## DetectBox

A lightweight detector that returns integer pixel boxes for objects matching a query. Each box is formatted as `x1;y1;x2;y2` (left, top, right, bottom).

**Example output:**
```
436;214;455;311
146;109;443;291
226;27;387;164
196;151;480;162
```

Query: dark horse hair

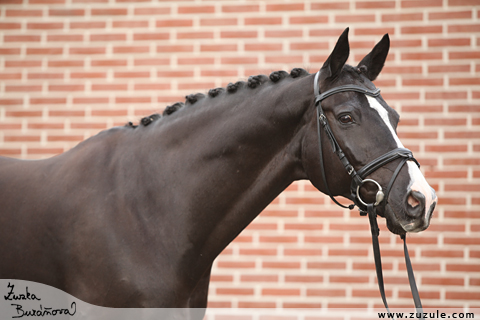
133;68;312;128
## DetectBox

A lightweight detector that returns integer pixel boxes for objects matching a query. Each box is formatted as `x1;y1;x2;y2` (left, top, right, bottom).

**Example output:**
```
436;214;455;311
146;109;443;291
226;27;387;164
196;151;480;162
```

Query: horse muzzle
400;187;437;233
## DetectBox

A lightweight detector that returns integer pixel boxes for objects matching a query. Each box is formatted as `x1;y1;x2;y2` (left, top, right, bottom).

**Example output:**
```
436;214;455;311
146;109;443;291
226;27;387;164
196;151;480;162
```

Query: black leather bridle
313;71;422;312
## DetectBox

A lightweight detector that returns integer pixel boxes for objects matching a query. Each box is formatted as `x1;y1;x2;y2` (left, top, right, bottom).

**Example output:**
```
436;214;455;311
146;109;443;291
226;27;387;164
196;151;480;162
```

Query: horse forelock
127;68;311;128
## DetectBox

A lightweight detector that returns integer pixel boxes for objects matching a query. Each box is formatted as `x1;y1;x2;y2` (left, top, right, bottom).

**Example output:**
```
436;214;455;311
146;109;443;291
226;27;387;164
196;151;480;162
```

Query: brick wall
1;0;479;310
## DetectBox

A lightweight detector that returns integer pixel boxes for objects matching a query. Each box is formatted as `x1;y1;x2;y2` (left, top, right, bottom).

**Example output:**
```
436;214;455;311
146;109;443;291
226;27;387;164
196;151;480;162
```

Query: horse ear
357;33;390;81
320;28;350;80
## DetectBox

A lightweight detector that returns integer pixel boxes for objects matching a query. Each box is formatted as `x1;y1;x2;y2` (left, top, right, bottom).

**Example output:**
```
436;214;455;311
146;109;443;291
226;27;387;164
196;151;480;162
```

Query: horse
0;28;437;316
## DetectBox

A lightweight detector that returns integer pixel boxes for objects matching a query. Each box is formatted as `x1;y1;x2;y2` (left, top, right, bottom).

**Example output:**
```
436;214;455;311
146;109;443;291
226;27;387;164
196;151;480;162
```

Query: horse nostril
408;194;420;208
405;190;425;218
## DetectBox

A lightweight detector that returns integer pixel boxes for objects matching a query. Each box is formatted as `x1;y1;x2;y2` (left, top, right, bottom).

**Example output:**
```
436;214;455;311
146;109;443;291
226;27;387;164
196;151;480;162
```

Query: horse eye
339;114;353;124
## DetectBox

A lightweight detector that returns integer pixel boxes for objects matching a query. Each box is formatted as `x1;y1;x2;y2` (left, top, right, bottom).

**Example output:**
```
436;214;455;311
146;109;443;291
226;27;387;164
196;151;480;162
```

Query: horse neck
139;75;314;273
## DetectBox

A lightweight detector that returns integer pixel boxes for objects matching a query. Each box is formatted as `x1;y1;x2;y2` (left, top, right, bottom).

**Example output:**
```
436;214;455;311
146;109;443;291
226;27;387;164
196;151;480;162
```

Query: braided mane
126;68;310;128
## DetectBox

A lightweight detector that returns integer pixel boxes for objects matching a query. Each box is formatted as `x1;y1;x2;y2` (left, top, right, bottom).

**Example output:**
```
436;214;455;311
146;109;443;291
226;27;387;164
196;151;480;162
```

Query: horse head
303;28;437;235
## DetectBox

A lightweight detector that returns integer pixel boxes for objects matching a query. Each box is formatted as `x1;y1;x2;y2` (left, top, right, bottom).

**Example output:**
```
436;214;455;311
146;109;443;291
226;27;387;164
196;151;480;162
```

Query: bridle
313;71;422;312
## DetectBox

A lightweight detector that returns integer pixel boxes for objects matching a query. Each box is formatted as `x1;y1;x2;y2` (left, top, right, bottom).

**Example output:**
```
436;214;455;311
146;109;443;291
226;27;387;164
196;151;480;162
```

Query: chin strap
366;204;423;314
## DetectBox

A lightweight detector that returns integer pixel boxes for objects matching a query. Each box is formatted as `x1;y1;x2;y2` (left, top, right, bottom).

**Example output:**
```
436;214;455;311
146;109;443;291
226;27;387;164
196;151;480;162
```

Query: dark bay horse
0;29;437;312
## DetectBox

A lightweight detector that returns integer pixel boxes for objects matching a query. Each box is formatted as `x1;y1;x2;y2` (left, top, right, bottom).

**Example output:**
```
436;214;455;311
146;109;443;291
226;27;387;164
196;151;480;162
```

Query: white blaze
366;96;437;230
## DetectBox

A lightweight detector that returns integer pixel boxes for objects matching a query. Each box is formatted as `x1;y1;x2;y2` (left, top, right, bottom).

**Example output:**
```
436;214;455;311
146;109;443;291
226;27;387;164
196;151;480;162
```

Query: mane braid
128;68;310;128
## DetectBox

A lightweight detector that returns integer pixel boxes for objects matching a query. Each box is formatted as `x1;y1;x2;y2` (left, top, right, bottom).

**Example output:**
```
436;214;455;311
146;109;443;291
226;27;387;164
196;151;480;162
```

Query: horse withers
0;28;437;314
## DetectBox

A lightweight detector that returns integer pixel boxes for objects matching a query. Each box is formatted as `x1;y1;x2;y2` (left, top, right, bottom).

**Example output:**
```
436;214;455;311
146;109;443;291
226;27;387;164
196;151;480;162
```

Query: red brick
0;48;21;55
91;84;128;91
48;84;84;92
290;15;328;24
5;35;41;42
446;292;480;300
200;44;237;53
238;301;276;308
262;261;300;269
157;71;194;78
47;60;83;68
134;83;170;91
133;32;170;41
401;0;442;7
425;91;467;100
115;97;151;103
451;51;480;60
134;58;169;66
449;24;480;33
27;72;63;80
91;59;127;67
90;34;127;41
156;19;192;28
177;32;214;40
217;261;255;269
221;5;260;13
355;27;395;36
428;64;471;73
336;14;376;23
114;71;149;79
5;135;41;142
48;35;83;42
134;7;170;15
402;78;443;86
27;48;63;55
245;17;282;25
429;10;473;20
245;43;283;52
70;72;106;79
357;1;396;8
382;13;423;22
448;0;480;5
429;38;471;47
91;8;127;15
266;3;304;11
178;82;216;90
0;23;22;29
290;42;329;51
6;9;43;17
262;288;301;296
311;2;350;10
69;47;105;55
112;20;148;28
402;26;443;34
113;46;149;54
221;31;258;39
307;289;346;297
6;85;42;92
401;52;443;60
383;65;422;74
70;21;106;29
0;99;23;105
30;0;65;3
91;110;128;117
200;18;238;26
266;30;303;38
72;97;108;104
216;288;254;296
27;22;63;30
178;5;215;14
49;9;85;16
221;57;258;65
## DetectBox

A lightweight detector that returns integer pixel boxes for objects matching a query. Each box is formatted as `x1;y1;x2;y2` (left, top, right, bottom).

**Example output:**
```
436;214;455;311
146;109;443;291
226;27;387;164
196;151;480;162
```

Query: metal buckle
356;179;385;207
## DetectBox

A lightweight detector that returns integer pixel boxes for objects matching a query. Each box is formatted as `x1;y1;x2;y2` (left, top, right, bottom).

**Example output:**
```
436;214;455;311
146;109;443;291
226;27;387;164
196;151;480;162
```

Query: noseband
313;71;422;312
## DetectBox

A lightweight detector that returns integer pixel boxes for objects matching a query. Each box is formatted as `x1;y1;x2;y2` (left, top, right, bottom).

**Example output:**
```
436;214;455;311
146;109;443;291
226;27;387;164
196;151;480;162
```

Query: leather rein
313;71;422;312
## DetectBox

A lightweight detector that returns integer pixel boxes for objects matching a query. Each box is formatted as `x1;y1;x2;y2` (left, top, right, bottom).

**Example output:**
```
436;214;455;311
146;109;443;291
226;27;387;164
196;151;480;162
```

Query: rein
313;71;422;312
